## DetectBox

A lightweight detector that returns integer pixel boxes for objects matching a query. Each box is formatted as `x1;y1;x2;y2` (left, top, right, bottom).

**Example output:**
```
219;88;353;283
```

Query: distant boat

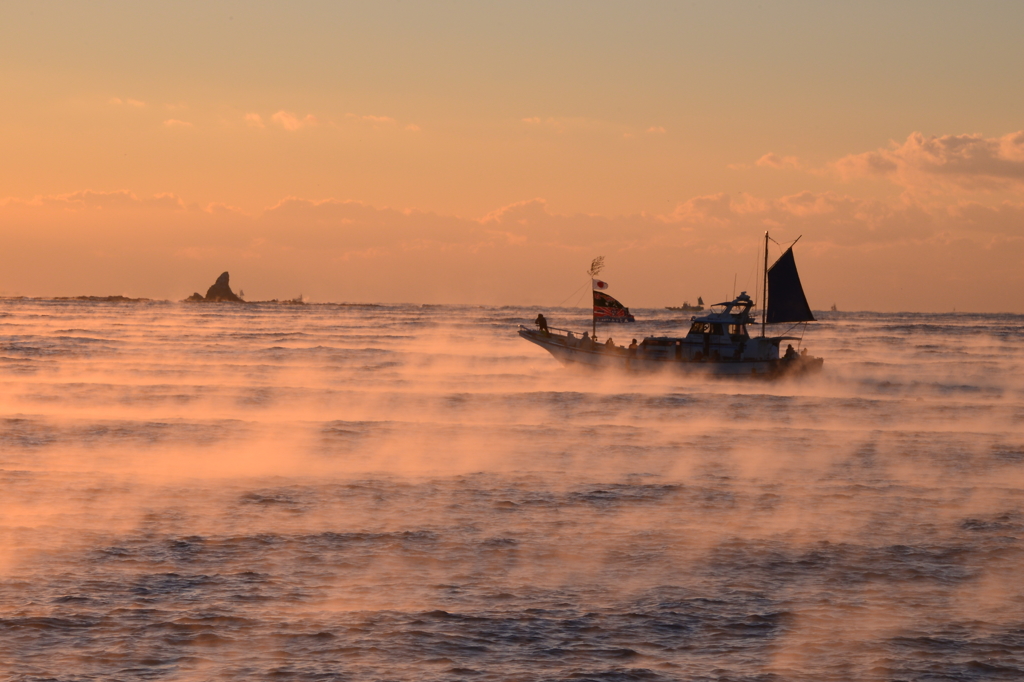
520;233;822;378
666;297;704;312
830;303;838;312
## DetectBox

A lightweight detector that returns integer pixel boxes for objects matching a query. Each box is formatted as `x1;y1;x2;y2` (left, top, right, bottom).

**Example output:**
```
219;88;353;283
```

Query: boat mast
761;231;768;338
588;256;604;339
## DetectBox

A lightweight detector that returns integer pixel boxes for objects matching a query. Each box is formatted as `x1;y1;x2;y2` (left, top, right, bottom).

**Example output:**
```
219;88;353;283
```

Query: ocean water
1;300;1023;681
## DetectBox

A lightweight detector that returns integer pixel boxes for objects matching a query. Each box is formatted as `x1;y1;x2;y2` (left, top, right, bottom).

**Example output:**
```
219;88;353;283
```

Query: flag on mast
593;290;635;323
592;279;609;291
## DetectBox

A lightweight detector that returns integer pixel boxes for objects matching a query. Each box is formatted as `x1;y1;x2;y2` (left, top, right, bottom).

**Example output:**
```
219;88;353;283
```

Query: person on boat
566;330;575;346
535;313;549;334
784;344;797;359
628;339;637;351
582;331;591;348
605;337;614;347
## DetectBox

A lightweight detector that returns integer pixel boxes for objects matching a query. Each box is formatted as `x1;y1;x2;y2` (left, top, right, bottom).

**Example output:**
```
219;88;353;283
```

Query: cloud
666;193;740;226
344;114;406;130
271;111;318;131
203;202;249;215
756;153;803;170
728;153;804;171
110;96;146;106
5;188;1014;254
2;189;1023;309
518;116;619;135
663;190;943;246
833;131;1024;192
646;126;666;134
163;119;192;128
259;197;481;250
244;113;265;128
5;190;187;212
481;198;552;225
339;114;424;132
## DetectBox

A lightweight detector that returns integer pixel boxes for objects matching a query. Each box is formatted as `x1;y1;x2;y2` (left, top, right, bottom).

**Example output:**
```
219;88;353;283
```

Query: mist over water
1;300;1023;681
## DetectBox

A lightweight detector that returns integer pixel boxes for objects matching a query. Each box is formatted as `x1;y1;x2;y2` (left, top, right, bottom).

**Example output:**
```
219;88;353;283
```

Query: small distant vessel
666;297;704;312
830;303;838;312
520;233;823;378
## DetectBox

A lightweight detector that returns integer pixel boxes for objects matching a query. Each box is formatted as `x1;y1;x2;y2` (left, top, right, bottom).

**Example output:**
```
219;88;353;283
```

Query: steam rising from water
1;300;1023;680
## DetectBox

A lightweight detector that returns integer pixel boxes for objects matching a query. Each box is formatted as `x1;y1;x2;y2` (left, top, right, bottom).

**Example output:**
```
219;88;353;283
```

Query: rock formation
183;272;245;303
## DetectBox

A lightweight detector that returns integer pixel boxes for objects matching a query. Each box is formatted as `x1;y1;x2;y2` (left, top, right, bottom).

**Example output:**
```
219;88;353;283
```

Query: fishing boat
519;233;823;378
666;297;704;312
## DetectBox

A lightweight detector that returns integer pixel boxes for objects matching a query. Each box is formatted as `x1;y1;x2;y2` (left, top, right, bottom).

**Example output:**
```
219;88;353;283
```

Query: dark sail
767;247;814;323
594;291;636;322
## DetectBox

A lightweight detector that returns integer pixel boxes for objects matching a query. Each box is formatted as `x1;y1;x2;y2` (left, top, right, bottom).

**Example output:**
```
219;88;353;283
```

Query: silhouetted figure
535;313;548;333
784;344;797;359
628;339;638;350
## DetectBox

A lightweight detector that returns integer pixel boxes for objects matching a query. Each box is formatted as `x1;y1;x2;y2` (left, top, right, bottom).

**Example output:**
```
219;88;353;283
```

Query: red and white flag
592;279;609;291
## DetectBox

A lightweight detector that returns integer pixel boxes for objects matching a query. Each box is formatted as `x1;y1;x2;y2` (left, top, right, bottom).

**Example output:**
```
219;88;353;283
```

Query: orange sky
2;2;1023;310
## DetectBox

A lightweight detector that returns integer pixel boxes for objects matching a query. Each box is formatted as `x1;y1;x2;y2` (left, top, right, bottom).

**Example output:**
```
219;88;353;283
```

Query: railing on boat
520;325;633;352
520;324;592;337
542;325;579;336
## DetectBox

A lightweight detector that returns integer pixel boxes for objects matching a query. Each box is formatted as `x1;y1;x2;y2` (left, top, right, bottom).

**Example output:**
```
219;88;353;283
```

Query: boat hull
519;328;822;378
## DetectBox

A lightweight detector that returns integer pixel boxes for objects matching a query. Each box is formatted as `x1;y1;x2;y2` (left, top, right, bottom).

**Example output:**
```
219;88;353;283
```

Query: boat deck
519;326;823;378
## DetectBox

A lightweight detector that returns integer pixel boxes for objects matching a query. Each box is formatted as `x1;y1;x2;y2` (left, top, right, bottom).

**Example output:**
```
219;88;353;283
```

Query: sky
1;1;1023;310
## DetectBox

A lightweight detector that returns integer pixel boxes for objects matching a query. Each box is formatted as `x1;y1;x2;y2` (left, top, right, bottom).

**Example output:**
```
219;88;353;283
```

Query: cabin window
710;324;724;335
689;322;706;334
728;324;747;337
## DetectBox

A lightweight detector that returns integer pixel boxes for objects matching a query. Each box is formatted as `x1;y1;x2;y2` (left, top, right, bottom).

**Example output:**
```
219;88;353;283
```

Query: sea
1;299;1022;681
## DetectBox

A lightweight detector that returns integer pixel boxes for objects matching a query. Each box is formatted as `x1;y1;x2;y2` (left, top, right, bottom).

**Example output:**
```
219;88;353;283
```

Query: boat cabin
639;291;777;362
